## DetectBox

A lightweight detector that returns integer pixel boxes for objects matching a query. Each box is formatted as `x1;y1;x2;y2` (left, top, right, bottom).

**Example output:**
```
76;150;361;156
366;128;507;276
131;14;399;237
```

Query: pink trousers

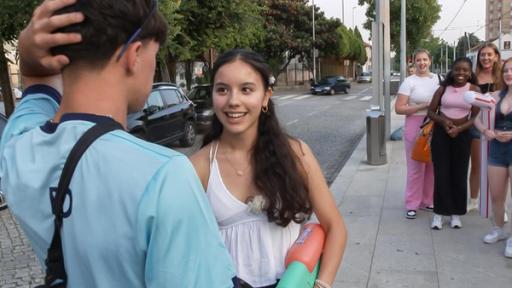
403;115;434;210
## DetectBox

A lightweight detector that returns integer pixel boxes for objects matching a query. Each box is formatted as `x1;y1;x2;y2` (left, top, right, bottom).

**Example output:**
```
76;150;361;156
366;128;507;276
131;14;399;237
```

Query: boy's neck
54;67;129;127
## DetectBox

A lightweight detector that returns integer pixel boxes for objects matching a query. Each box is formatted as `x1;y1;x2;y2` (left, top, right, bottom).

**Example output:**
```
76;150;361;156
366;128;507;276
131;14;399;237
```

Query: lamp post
352;6;356;28
312;0;316;83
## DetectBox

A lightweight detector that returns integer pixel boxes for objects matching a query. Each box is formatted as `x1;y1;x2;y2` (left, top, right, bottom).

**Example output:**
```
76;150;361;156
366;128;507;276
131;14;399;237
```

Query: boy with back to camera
0;0;237;286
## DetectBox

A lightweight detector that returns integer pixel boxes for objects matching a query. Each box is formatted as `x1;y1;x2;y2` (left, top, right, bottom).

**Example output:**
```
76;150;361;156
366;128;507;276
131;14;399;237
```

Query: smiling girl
474;57;512;258
468;43;502;211
190;49;347;288
428;57;480;230
395;49;440;219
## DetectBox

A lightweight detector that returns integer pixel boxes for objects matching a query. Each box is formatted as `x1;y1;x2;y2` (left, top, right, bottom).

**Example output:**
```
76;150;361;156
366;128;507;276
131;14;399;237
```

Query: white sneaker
450;215;462;229
467;198;478;211
431;214;443;230
483;226;508;244
505;238;512;258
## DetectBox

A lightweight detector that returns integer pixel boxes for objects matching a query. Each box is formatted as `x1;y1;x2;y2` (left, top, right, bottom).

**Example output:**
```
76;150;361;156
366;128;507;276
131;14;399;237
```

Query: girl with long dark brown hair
190;49;347;288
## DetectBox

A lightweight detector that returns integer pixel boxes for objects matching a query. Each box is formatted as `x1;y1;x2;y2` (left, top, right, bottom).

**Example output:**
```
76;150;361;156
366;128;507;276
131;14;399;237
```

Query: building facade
486;0;512;40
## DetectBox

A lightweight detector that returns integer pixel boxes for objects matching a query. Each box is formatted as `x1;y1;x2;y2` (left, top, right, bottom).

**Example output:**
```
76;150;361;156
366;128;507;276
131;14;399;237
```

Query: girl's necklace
221;143;251;177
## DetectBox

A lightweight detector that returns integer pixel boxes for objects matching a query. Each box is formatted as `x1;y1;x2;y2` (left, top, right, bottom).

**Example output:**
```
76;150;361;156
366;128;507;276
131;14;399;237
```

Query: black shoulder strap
39;119;123;288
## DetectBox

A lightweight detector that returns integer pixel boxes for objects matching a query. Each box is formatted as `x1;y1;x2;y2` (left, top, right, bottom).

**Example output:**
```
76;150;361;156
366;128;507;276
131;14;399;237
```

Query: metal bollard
366;108;387;165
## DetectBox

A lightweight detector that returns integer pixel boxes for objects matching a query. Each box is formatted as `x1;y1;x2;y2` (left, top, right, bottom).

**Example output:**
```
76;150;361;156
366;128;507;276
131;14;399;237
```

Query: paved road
0;83;373;286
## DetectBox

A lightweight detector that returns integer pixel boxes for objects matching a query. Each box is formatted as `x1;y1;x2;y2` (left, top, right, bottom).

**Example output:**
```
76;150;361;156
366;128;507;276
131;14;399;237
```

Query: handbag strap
40;119;123;287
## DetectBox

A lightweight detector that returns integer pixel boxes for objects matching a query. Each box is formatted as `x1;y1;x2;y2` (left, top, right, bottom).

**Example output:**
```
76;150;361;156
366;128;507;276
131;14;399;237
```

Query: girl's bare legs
489;166;508;227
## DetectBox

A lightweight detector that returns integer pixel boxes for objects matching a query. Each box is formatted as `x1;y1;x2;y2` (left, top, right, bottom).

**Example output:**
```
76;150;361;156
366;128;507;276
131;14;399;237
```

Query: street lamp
312;0;316;83
352;6;356;28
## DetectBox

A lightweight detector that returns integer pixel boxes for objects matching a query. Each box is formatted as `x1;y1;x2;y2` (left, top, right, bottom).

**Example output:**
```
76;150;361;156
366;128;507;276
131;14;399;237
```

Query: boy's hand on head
19;0;84;77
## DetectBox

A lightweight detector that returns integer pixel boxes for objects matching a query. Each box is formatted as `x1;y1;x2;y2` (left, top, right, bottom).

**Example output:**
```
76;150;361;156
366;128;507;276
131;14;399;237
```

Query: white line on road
286;119;299;126
360;96;373;101
344;96;358;100
275;94;298;100
293;95;312;100
357;88;369;95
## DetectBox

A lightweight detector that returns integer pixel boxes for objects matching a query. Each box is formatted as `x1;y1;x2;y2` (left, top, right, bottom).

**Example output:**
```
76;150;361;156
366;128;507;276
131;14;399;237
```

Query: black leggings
431;123;471;216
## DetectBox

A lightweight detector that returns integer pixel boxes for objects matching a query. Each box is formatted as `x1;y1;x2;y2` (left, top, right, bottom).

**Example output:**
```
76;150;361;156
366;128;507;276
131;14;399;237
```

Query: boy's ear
124;42;143;73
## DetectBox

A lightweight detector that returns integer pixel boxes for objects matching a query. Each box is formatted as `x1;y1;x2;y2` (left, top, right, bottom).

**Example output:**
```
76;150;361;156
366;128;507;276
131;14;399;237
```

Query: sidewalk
330;110;512;288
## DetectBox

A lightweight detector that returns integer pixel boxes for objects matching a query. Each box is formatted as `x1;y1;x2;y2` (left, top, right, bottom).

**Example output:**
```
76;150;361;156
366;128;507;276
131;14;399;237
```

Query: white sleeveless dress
206;142;300;287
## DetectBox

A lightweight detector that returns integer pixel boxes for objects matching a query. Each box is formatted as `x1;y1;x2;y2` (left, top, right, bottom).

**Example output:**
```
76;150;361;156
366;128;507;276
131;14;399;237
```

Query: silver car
357;72;372;83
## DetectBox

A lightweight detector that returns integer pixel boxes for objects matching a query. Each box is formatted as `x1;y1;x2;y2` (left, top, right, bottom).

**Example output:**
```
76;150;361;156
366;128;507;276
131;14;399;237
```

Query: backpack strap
40;119;123;287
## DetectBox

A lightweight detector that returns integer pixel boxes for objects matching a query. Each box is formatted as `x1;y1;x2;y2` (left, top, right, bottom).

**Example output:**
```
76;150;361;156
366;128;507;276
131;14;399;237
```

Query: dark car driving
311;76;351;95
127;83;197;147
187;84;213;130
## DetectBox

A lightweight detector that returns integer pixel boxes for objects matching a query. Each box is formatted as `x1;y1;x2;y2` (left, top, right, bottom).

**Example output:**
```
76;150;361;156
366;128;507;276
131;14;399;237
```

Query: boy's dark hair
203;49;312;227
441;57;478;87
51;0;167;68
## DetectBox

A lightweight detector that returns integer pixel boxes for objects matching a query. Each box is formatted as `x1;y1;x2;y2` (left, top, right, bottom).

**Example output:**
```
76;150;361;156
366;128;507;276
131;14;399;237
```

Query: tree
0;0;38;117
456;33;481;58
256;1;344;80
165;0;264;89
358;0;441;53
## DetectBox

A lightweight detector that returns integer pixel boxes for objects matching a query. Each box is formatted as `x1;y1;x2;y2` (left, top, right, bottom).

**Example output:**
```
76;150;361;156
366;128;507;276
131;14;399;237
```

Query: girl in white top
395;49;440;219
190;49;347;288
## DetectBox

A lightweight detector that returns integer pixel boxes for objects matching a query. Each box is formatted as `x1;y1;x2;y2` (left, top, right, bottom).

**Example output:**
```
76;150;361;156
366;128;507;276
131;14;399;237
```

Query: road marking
276;94;298;100
360;96;373;101
344;96;358;100
294;95;312;100
286;119;299;126
358;88;369;95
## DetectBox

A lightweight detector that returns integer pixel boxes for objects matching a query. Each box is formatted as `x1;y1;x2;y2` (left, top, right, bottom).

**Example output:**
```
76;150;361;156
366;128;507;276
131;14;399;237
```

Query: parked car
357;72;372;83
0;113;7;211
187;84;213;130
311;76;351;95
127;83;197;147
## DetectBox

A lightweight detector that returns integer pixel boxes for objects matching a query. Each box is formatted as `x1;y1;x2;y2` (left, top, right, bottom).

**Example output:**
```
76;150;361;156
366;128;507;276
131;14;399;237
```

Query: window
505;41;511;50
161;89;181;106
146;91;164;108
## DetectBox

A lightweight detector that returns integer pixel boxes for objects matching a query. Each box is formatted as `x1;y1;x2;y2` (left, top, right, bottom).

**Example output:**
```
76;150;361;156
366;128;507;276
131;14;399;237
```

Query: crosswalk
273;93;373;104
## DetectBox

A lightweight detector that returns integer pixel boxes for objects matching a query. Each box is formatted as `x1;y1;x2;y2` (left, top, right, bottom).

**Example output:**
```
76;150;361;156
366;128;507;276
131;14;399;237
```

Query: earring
262;106;268;113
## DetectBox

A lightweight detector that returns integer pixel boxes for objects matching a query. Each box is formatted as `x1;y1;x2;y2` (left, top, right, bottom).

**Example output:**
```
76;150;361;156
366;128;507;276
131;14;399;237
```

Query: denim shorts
489;140;512;167
469;125;481;140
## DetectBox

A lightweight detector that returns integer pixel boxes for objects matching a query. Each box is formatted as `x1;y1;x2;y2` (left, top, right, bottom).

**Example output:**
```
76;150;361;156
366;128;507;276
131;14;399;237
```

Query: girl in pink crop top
439;84;473;119
426;57;480;230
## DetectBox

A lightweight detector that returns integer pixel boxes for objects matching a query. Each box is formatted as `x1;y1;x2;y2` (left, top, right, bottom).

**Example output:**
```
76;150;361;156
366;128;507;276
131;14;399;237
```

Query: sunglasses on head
116;0;157;61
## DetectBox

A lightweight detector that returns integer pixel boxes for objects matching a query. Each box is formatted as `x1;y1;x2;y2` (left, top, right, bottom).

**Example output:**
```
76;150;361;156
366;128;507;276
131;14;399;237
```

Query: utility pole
342;0;344;23
445;44;448;72
453;41;456;61
400;0;406;83
440;47;443;75
312;0;316;83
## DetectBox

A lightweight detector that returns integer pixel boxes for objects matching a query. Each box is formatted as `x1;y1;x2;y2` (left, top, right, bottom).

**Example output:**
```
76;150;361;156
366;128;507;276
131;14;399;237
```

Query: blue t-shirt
0;85;237;287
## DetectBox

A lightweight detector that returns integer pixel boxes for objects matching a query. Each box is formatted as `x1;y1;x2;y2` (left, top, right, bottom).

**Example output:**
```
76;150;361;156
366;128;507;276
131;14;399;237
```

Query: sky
314;0;486;44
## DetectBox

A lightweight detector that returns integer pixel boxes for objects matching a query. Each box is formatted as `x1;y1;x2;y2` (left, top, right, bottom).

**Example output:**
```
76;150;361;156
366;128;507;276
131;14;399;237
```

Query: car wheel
180;121;196;147
344;88;349;94
0;191;7;211
329;88;335;95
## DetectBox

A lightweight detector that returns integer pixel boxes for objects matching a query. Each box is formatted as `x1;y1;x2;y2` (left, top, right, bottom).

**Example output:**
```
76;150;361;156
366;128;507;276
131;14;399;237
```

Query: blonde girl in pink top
427;57;480;230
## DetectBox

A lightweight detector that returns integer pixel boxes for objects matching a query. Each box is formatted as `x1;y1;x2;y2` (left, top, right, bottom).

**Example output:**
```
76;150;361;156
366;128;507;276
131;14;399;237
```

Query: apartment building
486;0;512;40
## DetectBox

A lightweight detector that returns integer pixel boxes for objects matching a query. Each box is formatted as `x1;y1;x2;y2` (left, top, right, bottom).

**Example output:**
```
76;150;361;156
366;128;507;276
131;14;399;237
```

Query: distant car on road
311;76;351;95
127;83;197;147
187;84;213;130
357;72;372;83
